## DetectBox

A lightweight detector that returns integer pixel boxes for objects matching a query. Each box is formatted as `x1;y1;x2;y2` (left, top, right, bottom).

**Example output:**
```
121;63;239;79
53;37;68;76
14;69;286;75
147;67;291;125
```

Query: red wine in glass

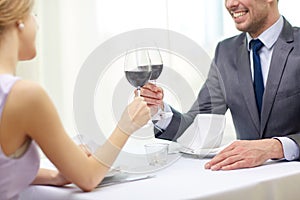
124;49;151;96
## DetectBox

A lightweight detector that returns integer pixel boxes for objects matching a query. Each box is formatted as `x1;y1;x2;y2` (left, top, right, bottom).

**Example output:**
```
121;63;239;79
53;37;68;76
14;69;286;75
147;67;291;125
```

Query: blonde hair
0;0;34;35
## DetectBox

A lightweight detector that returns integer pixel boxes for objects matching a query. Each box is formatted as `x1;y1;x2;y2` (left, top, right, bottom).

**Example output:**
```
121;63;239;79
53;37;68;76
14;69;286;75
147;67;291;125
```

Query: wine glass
148;48;173;120
124;49;152;96
148;48;163;85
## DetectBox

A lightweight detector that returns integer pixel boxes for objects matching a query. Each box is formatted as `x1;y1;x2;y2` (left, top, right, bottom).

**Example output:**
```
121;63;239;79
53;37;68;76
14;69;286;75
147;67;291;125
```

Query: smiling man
140;0;300;170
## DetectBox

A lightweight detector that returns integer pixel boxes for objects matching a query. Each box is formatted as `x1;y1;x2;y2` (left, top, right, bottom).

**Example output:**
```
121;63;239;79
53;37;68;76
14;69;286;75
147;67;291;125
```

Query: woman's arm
9;80;150;191
31;168;71;186
32;145;91;186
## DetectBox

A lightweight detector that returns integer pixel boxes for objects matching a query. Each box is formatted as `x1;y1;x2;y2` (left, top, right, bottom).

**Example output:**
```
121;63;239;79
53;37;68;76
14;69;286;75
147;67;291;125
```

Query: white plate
99;174;155;187
180;146;224;157
105;167;121;178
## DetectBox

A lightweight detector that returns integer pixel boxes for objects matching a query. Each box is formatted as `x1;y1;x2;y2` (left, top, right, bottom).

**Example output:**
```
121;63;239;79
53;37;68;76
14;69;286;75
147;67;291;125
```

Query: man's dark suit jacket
156;18;300;155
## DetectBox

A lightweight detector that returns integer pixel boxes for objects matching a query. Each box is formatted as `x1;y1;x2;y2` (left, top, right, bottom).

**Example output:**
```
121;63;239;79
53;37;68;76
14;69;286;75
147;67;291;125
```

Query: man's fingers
210;155;243;170
205;147;239;169
141;87;163;99
205;140;271;171
142;96;163;105
143;82;160;91
220;160;248;170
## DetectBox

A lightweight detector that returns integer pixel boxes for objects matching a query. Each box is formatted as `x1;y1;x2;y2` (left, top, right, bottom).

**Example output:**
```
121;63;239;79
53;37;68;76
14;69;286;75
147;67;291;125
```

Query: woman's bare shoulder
12;79;47;98
9;80;50;109
6;80;54;126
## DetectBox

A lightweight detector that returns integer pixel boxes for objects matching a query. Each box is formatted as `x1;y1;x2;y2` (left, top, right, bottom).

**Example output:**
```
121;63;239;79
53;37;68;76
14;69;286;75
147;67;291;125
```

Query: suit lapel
237;37;260;134
261;20;294;135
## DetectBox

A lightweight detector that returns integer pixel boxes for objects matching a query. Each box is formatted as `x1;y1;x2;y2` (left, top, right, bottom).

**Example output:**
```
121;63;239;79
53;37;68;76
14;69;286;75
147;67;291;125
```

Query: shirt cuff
274;137;300;161
153;102;173;130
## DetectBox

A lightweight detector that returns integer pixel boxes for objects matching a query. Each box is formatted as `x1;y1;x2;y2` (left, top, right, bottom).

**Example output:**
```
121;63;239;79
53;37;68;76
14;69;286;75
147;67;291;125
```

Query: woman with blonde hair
0;0;150;199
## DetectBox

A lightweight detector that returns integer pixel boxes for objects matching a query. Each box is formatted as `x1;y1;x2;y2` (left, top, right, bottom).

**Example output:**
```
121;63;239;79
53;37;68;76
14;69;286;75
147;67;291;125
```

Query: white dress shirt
246;16;299;161
156;16;299;161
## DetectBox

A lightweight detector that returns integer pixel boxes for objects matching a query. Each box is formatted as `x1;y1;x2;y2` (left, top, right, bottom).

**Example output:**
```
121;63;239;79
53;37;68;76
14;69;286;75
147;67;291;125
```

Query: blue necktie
250;39;264;115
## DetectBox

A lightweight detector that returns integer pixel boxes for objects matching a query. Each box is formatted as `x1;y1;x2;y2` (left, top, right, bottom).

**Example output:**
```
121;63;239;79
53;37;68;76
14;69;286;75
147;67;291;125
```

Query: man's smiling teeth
232;11;247;18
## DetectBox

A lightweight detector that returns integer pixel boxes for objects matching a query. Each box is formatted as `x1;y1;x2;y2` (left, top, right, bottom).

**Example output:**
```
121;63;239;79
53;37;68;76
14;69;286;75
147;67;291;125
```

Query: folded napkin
177;114;225;150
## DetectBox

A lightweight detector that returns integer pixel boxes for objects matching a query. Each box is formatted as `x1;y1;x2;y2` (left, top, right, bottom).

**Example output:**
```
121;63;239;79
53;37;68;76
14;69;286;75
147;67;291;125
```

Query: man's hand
138;83;164;115
205;139;284;170
139;83;164;105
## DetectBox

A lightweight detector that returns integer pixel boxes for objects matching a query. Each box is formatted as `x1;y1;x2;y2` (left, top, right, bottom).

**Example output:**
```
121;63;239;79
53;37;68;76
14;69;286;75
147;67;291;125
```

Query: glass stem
137;86;141;96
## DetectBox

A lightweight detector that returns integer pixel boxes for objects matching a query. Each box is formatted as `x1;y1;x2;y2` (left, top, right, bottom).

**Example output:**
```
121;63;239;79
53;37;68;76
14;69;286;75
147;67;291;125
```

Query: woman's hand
32;168;71;186
51;170;72;186
118;97;151;135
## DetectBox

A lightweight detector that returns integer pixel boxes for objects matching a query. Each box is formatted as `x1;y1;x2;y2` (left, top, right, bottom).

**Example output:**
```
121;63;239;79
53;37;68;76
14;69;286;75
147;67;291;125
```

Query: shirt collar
247;16;284;51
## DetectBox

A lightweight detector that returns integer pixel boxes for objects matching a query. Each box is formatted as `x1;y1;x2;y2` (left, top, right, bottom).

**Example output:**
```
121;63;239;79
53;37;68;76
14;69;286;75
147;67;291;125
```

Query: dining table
20;151;300;200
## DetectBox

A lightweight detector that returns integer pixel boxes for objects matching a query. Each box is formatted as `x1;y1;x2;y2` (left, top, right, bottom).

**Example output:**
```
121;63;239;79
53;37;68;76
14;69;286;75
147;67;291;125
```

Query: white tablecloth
20;156;300;200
